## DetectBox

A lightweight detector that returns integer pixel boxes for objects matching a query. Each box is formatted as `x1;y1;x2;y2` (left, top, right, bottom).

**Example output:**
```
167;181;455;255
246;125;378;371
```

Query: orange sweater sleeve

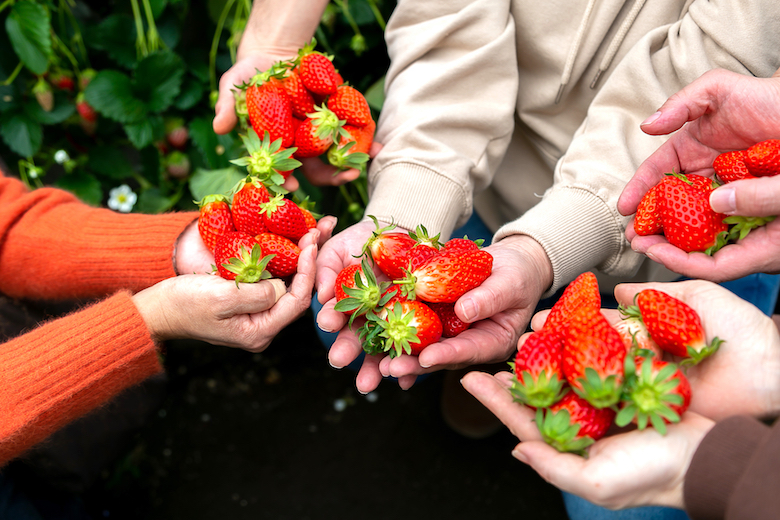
0;291;162;466
0;175;197;300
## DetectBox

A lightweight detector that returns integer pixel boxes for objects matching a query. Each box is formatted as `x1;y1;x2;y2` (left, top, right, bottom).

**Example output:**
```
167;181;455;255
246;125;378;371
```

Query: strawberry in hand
334;258;391;321
535;392;616;456
254;232;301;278
230;176;271;236
510;328;568;409
243;65;296;148
394;248;493;303
259;193;309;242
213;231;275;286
362;300;443;358
295;39;340;96
230;129;301;188
196;194;235;253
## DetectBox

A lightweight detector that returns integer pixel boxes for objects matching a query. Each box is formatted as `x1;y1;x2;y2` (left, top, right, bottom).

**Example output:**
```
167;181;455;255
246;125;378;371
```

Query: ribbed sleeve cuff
684;416;768;520
0;292;162;466
365;160;469;239
493;185;639;297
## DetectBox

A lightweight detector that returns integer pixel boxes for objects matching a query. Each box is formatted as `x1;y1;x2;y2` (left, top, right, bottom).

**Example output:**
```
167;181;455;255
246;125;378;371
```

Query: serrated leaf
0;111;42;157
55;172;102;206
87;146;135;180
136;187;180;214
6;1;52;75
133;51;185;113
173;77;205;110
24;93;75;125
85;70;148;124
189;166;245;201
189;116;229;169
124;119;156;149
85;14;137;69
364;75;385;111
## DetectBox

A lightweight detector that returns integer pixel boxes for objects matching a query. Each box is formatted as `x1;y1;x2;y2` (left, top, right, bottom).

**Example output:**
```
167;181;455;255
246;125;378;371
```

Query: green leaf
86;14;137;69
173;77;205;110
149;0;168;19
0;111;42;157
189;116;227;169
189;166;245;201
55;172;102;206
87;146;136;180
24;93;75;125
6;1;52;75
0;85;19;112
136;187;180;214
364;75;385;111
85;70;148;124
124;116;164;149
133;51;185;113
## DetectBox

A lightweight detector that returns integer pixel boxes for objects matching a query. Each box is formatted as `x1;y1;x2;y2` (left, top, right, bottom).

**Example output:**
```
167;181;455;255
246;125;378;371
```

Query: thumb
710;176;780;216
229;278;287;315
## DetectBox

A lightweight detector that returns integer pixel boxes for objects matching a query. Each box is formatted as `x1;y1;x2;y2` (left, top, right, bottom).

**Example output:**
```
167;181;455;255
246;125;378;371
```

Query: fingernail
328;360;343;370
460;298;477;322
710;187;737;214
512;447;529;463
640;111;661;126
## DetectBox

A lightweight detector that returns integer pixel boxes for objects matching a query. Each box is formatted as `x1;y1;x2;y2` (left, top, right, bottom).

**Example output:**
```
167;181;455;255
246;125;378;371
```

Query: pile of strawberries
197;172;317;284
333;217;493;358
634;138;780;253
511;272;721;456
235;39;376;174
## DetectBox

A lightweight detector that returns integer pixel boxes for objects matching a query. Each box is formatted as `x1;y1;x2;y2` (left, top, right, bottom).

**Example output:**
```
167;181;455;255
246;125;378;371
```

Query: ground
6;305;568;520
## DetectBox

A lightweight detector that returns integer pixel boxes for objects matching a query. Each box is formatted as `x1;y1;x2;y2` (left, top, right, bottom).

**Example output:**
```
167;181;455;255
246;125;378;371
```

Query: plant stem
0;0;14;16
130;0;148;58
2;62;23;86
210;0;236;92
366;0;386;30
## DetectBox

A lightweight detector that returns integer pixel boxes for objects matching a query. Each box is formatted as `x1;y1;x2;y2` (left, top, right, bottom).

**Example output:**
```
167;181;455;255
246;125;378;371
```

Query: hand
135;238;318;353
617;68;780;280
462;369;713;511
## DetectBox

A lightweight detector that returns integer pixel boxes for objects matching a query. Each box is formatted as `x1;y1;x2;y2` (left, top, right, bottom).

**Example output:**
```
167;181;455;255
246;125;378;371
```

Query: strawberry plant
0;0;391;228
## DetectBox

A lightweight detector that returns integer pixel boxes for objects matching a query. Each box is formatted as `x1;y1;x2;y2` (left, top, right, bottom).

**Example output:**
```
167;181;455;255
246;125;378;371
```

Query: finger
642;240;763;283
710;177;780;217
617;146;681;216
460;371;539;440
368;141;383;157
315;297;348;334
356;353;384;394
416;319;517;369
315;216;338;246
298;158;345;186
229;278;287;315
397;374;418;390
530;311;550;331
513;441;590;493
327;328;364;369
384;353;430;379
287;244;318;299
281;175;300;192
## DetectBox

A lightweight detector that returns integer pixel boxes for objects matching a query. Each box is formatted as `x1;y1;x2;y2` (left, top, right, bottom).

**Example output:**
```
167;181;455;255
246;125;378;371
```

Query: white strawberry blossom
108;184;137;213
54;149;70;164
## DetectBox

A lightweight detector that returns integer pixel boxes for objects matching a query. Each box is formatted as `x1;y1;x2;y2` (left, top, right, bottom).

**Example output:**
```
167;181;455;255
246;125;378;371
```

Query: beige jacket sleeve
364;0;518;238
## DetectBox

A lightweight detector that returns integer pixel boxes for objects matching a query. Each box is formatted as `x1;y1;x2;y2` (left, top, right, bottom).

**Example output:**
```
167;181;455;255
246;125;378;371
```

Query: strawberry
660;172;728;254
334;258;390;319
441;236;484;254
213;231;274;285
612;313;662;359
231;176;271;235
296;40;339;96
293;105;346;158
79;68;96;91
327;85;372;127
428;301;470;338
561;305;626;409
634;182;663;236
535;392;616;456
301;208;317;229
363;217;419;279
510;328;568;408
231;129;301;187
395;248;493;303
279;66;316;119
196;194;235;253
542;271;601;341
165;150;191;179
363;300;443;357
259;194;309;242
713;149;755;183
75;94;97;123
245;75;295;148
632;288;722;365
744;139;780;177
48;70;74;92
165;118;189;150
33;77;53;112
327;119;375;171
406;244;440;273
616;356;691;435
255;232;301;277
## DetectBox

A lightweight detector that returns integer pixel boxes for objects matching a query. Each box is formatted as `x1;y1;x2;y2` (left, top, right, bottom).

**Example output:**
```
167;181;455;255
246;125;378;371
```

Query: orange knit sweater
0;176;197;466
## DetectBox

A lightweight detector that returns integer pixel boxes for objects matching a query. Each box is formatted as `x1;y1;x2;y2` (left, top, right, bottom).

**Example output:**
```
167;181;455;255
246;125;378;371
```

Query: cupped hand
461;370;714;511
134;240;318;353
614;280;780;420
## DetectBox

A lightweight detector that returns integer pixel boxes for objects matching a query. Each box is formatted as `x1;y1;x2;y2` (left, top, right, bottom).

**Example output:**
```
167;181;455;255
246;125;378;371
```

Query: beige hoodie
364;0;780;295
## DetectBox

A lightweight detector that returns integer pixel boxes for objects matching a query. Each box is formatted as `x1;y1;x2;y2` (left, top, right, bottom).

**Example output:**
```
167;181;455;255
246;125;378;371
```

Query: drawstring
590;0;647;89
556;0;597;104
555;0;648;103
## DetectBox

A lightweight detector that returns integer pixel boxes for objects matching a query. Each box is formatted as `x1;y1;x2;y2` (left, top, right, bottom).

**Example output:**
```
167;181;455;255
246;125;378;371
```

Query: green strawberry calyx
231;129;300;188
364;301;421;358
615;357;683;436
508;361;569;409
221;244;275;287
535;407;594;457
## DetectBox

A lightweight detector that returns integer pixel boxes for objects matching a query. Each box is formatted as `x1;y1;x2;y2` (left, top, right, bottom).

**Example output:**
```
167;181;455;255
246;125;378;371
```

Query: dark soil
6;306;568;520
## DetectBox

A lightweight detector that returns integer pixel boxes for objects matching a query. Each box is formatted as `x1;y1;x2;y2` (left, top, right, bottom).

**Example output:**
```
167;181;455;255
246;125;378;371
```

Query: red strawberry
561;305;626;409
428;301;470;338
165;118;189;150
197;194;235;253
279;67;316;119
364;300;443;357
296;41;339;96
441;236;484;254
510;328;568;408
293;105;345;158
395;248;493;303
616;356;691;435
259;194;309;242
632;288;722;365
255;232;300;277
543;271;601;341
49;70;74;91
327;119;375;171
406;244;440;272
364;218;419;279
536;392;616;456
744;139;780;177
660;173;728;254
245;80;295;148
334;259;390;319
75;94;97;123
213;231;274;285
713;149;755;183
327;85;372;127
232;129;301;187
634;182;664;236
301;208;317;229
231;176;271;235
